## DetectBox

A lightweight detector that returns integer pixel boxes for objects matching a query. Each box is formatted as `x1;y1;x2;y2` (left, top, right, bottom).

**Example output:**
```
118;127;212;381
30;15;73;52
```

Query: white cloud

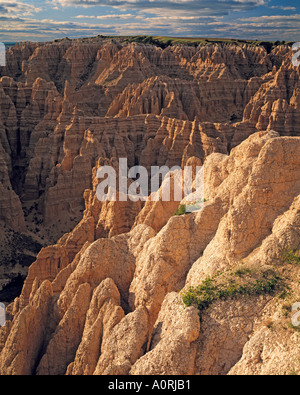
239;13;300;22
75;13;137;19
0;1;41;17
0;0;298;41
53;0;268;17
269;6;296;11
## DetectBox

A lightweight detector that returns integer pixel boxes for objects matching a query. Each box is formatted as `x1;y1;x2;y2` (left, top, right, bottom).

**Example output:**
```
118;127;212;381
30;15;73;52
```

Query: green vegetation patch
52;36;294;52
182;267;284;311
115;36;294;51
280;248;300;265
174;204;187;216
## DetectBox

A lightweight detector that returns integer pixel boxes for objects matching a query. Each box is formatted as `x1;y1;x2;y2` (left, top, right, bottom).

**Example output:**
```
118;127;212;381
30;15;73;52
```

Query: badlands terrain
0;37;299;375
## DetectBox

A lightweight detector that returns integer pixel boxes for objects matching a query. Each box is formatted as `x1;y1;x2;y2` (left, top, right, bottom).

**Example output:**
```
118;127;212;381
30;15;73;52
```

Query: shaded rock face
0;42;298;240
0;40;299;375
1;131;300;375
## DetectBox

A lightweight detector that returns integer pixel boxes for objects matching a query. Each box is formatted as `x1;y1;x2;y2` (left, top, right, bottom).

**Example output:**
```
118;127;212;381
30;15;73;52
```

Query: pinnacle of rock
0;40;299;376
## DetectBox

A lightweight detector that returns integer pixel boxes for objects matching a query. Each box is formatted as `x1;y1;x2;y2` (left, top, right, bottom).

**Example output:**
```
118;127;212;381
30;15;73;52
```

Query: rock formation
0;39;299;375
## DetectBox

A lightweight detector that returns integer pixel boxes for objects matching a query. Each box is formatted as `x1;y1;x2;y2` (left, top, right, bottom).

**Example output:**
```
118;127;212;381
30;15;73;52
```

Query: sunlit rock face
0;39;299;375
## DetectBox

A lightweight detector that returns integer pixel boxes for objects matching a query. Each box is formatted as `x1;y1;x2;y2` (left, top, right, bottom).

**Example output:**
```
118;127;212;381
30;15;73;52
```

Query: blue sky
0;0;299;42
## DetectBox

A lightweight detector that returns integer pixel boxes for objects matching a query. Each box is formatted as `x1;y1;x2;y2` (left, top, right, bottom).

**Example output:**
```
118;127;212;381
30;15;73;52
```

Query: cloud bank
55;0;267;16
0;0;298;42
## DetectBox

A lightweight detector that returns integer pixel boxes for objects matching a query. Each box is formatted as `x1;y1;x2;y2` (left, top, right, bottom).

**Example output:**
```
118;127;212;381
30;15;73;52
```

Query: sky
0;0;299;42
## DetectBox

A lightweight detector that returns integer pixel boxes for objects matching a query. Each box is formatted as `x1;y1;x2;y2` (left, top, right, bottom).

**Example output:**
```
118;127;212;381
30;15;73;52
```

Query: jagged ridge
0;39;299;375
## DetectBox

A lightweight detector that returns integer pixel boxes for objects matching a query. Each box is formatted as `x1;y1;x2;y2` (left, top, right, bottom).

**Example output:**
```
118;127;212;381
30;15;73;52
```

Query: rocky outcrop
0;41;298;245
0;280;53;375
0;39;299;375
186;132;300;285
93;306;149;375
130;293;200;375
66;278;125;376
228;327;300;375
1;130;300;375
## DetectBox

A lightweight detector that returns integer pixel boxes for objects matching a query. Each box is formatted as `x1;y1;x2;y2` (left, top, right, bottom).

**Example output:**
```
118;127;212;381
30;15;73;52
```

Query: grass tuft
280;249;300;265
174;204;186;216
182;268;284;311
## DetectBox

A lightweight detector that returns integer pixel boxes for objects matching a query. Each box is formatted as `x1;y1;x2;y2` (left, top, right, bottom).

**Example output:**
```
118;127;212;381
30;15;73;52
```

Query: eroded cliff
0;39;299;375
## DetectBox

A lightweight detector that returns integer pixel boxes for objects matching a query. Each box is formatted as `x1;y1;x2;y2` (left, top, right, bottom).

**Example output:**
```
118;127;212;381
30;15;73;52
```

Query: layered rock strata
0;40;299;375
0;131;300;375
